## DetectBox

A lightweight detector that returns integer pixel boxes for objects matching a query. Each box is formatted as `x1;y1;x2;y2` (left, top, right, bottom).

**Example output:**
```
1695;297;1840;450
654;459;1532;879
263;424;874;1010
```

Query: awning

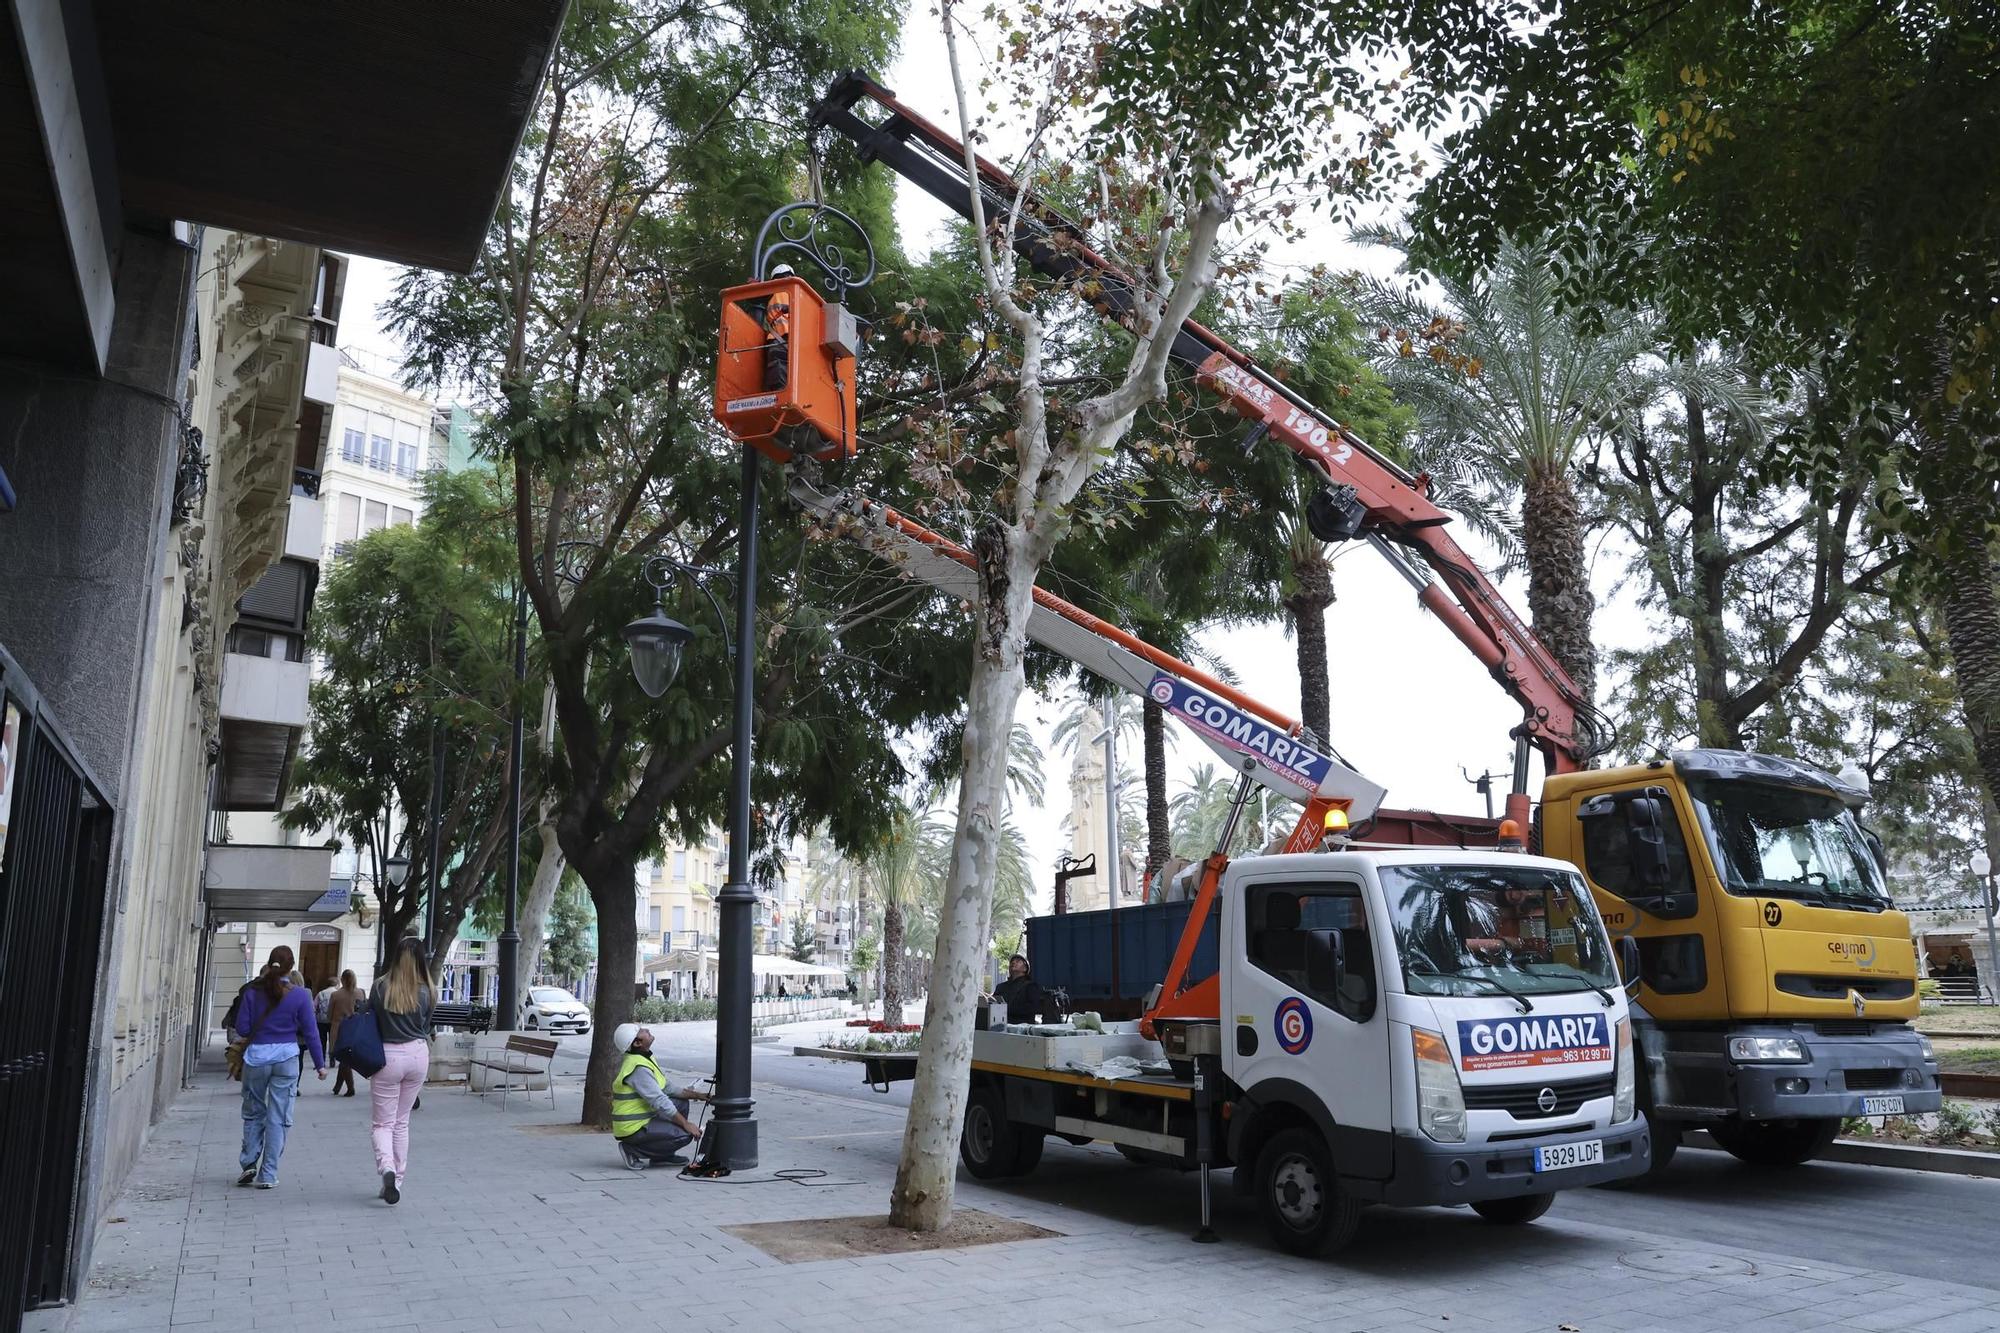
204;845;343;925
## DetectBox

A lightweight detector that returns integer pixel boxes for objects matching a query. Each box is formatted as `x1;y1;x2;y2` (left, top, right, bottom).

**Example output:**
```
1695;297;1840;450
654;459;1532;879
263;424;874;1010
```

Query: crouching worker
610;1023;708;1171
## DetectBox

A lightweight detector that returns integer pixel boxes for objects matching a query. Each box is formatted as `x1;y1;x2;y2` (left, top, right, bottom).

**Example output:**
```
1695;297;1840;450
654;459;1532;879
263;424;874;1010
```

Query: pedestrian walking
314;979;336;1057
326;969;362;1096
233;946;326;1189
368;936;434;1205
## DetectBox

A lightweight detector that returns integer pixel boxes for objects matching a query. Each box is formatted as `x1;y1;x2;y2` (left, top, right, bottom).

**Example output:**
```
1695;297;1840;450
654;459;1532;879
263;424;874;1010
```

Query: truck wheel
1011;1128;1045;1175
960;1085;1024;1180
1257;1127;1361;1256
1707;1116;1839;1169
1470;1192;1554;1225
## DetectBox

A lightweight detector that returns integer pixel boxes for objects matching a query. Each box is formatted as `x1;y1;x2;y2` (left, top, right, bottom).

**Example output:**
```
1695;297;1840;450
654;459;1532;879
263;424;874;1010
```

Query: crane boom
810;72;1606;817
789;470;1388;828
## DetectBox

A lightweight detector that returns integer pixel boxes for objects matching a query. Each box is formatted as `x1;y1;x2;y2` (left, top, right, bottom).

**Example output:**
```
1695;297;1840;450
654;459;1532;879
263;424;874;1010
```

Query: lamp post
423;722;446;948
1973;850;1998;1007
497;587;527;1029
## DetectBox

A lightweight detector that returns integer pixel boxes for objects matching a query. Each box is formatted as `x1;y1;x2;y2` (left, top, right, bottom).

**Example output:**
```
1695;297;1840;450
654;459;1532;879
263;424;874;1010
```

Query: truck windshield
1379;864;1618;998
1688;779;1889;909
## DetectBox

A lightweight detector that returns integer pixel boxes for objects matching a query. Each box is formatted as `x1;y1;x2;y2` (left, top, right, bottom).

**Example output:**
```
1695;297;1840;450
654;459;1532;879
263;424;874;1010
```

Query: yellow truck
1540;749;1941;1170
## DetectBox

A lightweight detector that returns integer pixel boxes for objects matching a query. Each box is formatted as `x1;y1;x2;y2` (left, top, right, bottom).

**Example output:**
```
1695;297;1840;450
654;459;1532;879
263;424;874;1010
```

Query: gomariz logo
1456;1014;1610;1072
1275;997;1313;1055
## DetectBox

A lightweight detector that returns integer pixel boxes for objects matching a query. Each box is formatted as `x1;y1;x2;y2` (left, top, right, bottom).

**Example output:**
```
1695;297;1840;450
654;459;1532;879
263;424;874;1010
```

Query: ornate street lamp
623;608;695;698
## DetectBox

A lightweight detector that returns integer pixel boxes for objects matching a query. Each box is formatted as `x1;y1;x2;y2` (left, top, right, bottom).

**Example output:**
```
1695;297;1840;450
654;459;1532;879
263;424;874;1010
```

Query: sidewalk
40;1053;2000;1333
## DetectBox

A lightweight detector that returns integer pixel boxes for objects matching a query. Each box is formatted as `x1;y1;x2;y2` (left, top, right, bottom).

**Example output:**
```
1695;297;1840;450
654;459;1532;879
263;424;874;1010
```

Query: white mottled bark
888;0;1230;1234
515;799;566;981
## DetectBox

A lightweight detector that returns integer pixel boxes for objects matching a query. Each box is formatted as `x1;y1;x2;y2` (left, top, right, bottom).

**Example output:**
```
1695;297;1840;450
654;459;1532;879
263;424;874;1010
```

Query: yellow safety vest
610;1052;671;1140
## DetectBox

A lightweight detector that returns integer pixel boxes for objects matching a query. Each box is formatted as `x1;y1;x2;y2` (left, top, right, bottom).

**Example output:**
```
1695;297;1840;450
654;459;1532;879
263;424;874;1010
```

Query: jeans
370;1039;429;1183
622;1098;692;1163
240;1056;301;1184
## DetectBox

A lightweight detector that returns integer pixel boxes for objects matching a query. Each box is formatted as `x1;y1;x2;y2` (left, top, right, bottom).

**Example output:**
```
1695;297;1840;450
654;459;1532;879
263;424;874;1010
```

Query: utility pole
423;722;445;947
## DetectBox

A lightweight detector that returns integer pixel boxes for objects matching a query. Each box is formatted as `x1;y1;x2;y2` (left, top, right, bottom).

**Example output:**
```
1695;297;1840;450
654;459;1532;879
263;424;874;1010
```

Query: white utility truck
964;847;1651;1255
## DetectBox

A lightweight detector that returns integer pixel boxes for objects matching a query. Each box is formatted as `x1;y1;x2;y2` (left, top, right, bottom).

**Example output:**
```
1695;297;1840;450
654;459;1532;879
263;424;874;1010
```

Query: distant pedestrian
368;937;435;1205
233;946;326;1189
326;970;362;1097
314;980;337;1055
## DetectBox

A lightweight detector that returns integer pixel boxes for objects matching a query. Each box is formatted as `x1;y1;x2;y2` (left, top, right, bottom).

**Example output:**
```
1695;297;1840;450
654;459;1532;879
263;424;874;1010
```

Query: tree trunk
573;855;638;1127
1933;487;2000;817
1683;392;1739;748
514;806;567;983
881;900;905;1026
1142;697;1171;891
1283;540;1335;747
889;532;1034;1232
1521;467;1597;710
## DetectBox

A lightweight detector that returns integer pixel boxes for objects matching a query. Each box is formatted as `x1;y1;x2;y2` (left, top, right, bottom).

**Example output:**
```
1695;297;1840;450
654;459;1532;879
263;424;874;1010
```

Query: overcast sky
334;5;1666;917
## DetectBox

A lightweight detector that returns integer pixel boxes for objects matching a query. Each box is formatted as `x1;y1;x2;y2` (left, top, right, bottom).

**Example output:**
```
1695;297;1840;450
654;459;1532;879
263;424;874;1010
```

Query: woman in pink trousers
368;936;434;1204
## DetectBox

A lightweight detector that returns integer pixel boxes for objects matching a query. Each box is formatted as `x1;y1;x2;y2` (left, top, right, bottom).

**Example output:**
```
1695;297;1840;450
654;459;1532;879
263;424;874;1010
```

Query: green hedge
629;997;719;1023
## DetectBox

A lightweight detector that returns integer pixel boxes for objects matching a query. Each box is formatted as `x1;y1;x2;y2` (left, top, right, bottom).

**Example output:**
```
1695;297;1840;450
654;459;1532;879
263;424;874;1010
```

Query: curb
1686;1130;2000;1178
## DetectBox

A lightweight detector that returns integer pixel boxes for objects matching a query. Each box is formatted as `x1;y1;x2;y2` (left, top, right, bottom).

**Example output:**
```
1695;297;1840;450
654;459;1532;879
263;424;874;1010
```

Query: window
1580;791;1696;903
336;494;361;543
674;851;688;879
369;413;394;471
395;420;421;477
1246;882;1375;1021
1688;779;1889;909
390;506;414;528
648;905;663;933
1380;863;1617;999
363;499;388;534
341;427;365;464
672;906;686;933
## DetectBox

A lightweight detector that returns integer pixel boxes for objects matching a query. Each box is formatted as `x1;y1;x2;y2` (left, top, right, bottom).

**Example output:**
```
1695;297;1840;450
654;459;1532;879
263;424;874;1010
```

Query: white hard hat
614;1023;641;1051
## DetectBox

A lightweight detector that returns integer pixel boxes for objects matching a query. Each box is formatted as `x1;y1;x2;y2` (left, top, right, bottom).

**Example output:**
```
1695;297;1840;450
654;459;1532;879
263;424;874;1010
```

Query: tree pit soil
723;1209;1061;1262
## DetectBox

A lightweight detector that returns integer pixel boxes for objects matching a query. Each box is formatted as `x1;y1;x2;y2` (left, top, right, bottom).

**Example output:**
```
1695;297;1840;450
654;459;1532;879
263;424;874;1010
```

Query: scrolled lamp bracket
752;202;877;302
623;555;733;699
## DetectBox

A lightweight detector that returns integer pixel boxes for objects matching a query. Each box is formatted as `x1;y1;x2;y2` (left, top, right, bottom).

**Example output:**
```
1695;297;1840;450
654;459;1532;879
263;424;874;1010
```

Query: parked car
520;986;591;1035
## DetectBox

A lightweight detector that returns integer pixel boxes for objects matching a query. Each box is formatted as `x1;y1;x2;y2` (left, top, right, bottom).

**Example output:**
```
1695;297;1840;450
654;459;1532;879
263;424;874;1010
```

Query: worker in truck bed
990;953;1047;1023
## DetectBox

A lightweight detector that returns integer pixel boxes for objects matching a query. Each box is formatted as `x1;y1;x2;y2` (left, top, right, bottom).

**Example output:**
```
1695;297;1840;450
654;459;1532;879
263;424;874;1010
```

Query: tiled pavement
36;1047;2000;1333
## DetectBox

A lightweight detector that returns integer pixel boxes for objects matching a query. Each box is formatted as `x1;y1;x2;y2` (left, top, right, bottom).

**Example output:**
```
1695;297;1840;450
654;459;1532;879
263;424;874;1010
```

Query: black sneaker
236;1168;256;1187
380;1171;400;1205
620;1146;648;1172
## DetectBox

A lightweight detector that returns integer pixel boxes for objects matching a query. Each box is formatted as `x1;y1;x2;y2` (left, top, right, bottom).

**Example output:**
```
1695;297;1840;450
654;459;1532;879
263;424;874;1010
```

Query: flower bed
844;1019;921;1032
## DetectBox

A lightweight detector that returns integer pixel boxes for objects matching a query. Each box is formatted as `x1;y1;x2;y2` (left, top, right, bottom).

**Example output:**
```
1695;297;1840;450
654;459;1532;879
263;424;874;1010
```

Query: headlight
1728;1035;1808;1063
1613;1019;1636;1124
1919;1036;1936;1063
1412;1028;1466;1143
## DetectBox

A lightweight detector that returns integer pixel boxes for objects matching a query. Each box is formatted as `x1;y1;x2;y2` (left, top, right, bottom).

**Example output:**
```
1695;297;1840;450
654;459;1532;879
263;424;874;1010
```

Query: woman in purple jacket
234;945;326;1188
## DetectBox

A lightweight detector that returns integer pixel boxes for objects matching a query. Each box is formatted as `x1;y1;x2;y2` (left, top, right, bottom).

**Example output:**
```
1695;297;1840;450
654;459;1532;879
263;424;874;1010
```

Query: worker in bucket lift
609;1024;709;1171
988;953;1046;1023
1462;886;1550;963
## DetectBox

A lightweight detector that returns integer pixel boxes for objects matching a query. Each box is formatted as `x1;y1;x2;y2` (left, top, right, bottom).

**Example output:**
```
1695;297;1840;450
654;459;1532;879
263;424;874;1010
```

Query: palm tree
857;804;935;1026
1349;228;1646;708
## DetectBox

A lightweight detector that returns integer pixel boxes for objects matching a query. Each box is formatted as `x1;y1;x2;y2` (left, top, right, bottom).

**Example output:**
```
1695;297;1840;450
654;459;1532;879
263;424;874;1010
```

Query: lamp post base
702;1112;758;1170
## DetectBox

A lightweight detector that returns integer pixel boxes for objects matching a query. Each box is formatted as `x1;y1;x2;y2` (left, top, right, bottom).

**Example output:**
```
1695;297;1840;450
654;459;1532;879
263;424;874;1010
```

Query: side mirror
1861;826;1888;874
1625;796;1672;889
1305;928;1345;997
1616;934;1643;996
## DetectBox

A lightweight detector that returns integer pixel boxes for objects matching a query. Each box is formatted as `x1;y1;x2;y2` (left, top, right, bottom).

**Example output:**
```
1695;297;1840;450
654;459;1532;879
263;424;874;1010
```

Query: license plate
1534;1139;1604;1172
1861;1095;1904;1116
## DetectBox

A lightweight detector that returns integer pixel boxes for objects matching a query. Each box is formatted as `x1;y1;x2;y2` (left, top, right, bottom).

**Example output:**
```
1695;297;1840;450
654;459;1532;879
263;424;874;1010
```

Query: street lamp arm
642;554;735;660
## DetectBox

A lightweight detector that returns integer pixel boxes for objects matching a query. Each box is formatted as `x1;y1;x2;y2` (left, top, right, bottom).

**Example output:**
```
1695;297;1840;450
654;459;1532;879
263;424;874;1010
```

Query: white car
520;986;591;1035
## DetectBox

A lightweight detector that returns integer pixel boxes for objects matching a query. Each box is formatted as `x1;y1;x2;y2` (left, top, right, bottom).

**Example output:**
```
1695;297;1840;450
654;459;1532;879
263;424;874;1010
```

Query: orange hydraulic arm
811;71;1607;824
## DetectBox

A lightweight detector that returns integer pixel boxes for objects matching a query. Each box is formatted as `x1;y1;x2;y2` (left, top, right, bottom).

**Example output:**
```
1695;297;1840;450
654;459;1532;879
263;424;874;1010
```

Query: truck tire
1010;1128;1045;1175
960;1085;1024;1180
1256;1127;1362;1256
1470;1192;1554;1225
1707;1116;1839;1169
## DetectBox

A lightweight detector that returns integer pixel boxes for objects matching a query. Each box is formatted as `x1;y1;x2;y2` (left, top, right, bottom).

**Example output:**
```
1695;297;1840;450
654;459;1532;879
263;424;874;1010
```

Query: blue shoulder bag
332;1003;387;1077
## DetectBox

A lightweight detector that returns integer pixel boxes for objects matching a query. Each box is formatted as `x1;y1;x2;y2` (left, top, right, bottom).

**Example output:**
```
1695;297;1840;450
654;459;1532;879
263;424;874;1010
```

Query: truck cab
1540;749;1942;1168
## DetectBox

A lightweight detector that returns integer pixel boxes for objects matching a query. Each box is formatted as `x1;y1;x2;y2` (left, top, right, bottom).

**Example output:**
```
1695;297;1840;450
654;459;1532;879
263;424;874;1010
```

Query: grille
1464;1073;1616;1119
1776;974;1913;1000
1814;1022;1873;1038
1842;1068;1900;1091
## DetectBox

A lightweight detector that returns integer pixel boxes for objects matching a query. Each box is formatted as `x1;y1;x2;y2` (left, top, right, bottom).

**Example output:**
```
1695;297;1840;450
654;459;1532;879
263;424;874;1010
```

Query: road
554;1021;1998;1291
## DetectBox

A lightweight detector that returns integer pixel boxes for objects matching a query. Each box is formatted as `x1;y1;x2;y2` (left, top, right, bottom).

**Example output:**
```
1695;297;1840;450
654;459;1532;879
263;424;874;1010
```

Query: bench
433;1002;494;1033
466;1035;559;1109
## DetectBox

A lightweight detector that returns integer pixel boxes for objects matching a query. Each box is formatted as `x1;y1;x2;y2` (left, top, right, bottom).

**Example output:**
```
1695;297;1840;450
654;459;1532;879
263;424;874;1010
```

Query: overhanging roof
99;0;567;272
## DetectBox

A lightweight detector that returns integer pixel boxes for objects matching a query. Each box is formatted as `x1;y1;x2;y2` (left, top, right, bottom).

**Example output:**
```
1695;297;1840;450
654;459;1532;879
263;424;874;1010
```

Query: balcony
284;492;322;562
217;645;310;810
204;844;341;926
304;338;339;405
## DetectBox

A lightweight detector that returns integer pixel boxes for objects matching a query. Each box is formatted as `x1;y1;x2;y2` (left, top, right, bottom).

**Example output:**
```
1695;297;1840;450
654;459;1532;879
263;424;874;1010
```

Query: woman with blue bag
361;936;434;1204
233;946;326;1189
